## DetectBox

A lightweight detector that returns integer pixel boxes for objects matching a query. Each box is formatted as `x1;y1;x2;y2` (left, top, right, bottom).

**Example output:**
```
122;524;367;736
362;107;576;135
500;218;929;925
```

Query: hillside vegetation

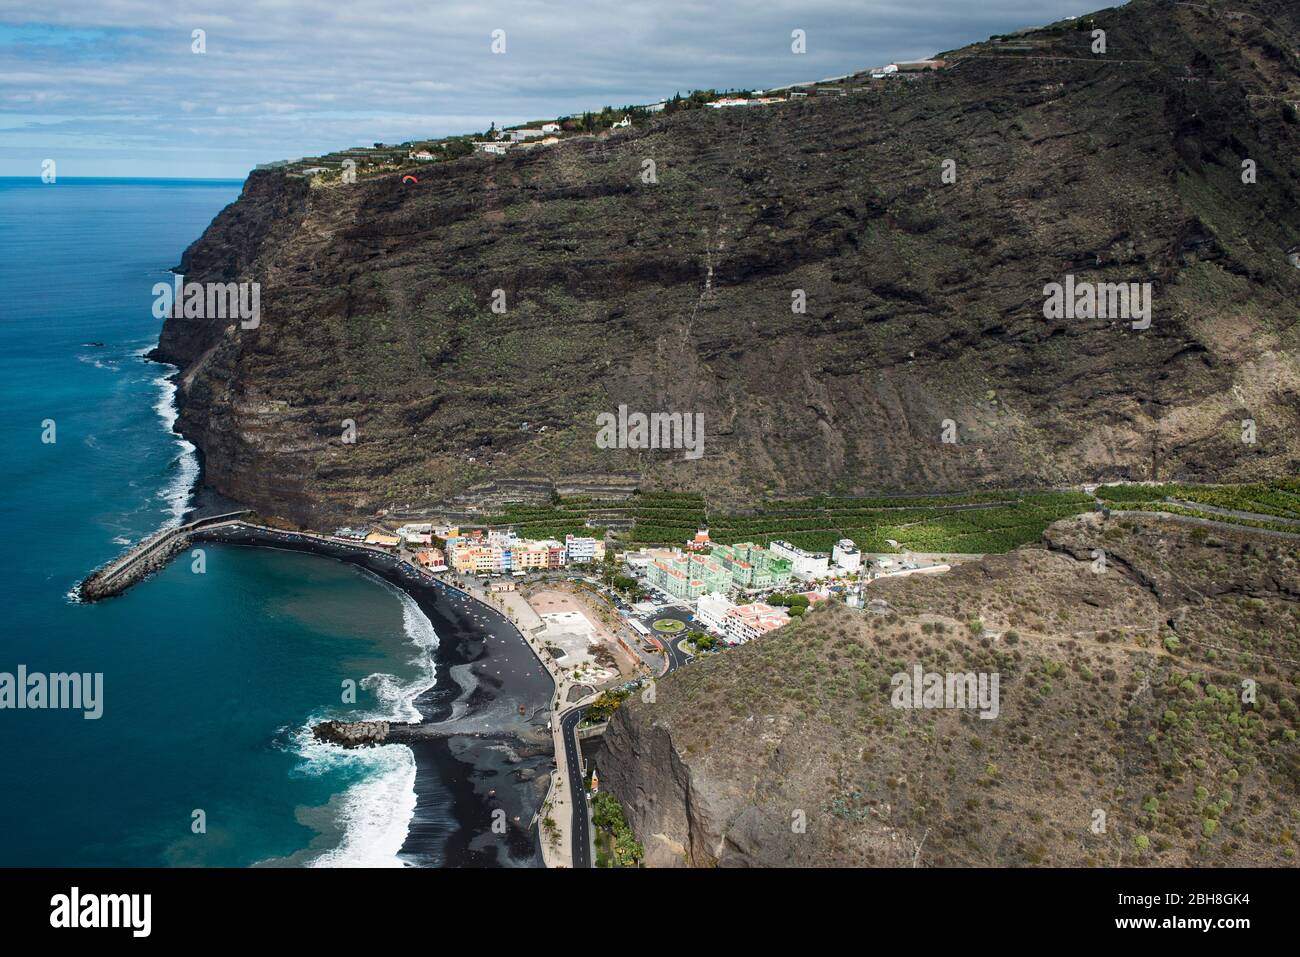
600;513;1300;866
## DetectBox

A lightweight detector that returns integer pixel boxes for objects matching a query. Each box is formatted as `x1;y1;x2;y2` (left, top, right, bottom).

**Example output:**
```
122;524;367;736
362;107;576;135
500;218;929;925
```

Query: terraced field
476;479;1300;555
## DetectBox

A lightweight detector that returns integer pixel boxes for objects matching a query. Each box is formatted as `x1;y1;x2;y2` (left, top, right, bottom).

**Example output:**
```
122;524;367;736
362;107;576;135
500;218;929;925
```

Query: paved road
658;634;693;671
644;607;696;672
563;606;697;867
560;706;591;868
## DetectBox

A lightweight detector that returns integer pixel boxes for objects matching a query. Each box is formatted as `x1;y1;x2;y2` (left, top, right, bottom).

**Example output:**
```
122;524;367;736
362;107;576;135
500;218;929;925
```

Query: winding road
559;706;591;868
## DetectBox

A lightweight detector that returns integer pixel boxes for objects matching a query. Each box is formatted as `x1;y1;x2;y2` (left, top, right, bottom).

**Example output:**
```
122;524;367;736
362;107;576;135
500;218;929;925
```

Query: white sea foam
298;576;442;867
295;732;418;869
77;353;119;371
151;372;199;527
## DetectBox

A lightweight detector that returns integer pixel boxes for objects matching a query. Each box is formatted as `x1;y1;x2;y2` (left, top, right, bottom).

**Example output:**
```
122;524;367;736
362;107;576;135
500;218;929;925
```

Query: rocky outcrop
312;720;397;747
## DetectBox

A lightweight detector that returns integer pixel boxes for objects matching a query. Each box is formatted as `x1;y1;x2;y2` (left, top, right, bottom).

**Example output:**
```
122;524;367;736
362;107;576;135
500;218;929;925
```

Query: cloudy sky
0;1;1090;179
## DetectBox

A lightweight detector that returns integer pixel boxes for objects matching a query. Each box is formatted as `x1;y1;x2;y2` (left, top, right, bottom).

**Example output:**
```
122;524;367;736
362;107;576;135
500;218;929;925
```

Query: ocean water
0;178;436;866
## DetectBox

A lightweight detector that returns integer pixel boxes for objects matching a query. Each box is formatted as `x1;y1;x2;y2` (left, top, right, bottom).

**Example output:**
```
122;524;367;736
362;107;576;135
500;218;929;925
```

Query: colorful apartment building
646;550;731;600
449;536;566;575
708;542;794;591
508;538;566;572
450;543;500;575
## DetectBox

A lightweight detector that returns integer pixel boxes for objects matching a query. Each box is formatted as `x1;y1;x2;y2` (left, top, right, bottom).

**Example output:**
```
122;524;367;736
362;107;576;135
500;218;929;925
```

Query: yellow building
364;531;401;548
511;542;550;571
450;544;498;574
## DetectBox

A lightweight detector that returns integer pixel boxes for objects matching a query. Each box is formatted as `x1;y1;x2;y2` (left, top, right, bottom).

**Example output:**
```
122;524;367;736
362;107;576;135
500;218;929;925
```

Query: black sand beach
192;523;555;867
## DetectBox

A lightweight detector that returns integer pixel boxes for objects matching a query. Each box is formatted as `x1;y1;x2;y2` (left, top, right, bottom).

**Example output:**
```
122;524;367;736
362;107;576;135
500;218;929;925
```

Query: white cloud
0;0;1089;176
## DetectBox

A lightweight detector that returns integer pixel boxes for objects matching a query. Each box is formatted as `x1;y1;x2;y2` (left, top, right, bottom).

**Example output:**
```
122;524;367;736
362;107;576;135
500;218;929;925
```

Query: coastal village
261;59;946;183
317;505;967;865
329;518;956;658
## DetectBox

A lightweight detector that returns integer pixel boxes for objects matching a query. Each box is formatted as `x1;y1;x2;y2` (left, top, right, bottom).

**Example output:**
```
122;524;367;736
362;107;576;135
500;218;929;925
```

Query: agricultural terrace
478;480;1300;555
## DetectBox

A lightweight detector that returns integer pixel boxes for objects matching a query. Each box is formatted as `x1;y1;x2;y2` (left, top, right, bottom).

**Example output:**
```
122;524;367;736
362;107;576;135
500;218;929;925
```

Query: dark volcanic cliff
157;0;1300;524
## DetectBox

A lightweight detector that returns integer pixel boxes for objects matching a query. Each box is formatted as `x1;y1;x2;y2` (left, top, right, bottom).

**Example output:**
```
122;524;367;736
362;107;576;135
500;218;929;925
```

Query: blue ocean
0;177;439;866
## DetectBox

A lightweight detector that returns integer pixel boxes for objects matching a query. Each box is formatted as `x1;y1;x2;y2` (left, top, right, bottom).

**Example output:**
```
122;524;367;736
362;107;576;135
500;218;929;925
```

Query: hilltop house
706;96;785;108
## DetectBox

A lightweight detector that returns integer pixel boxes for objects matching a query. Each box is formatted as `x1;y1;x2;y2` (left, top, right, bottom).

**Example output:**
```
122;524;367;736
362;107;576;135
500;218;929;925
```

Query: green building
646;550;732;600
708;542;793;591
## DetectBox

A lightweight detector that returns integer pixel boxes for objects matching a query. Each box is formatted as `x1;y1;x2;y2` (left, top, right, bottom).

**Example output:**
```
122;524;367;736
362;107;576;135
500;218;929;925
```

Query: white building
611;116;632;128
722;603;790;644
706;96;785;108
507;128;545;142
832;539;861;574
769;540;830;580
624;550;653;578
696;592;736;635
646;101;667;113
541;123;561;133
564;534;604;564
474;141;509;155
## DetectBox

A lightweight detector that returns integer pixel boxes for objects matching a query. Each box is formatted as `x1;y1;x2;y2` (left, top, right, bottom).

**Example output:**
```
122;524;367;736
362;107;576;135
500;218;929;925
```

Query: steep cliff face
600;513;1300;866
158;0;1300;524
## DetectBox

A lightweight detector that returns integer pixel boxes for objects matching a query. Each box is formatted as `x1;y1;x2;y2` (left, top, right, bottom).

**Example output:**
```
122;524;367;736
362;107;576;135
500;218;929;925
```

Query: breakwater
77;510;252;602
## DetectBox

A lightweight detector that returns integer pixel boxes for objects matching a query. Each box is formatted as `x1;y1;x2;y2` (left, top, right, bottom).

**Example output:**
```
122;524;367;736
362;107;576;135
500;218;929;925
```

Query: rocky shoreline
313;719;399;747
